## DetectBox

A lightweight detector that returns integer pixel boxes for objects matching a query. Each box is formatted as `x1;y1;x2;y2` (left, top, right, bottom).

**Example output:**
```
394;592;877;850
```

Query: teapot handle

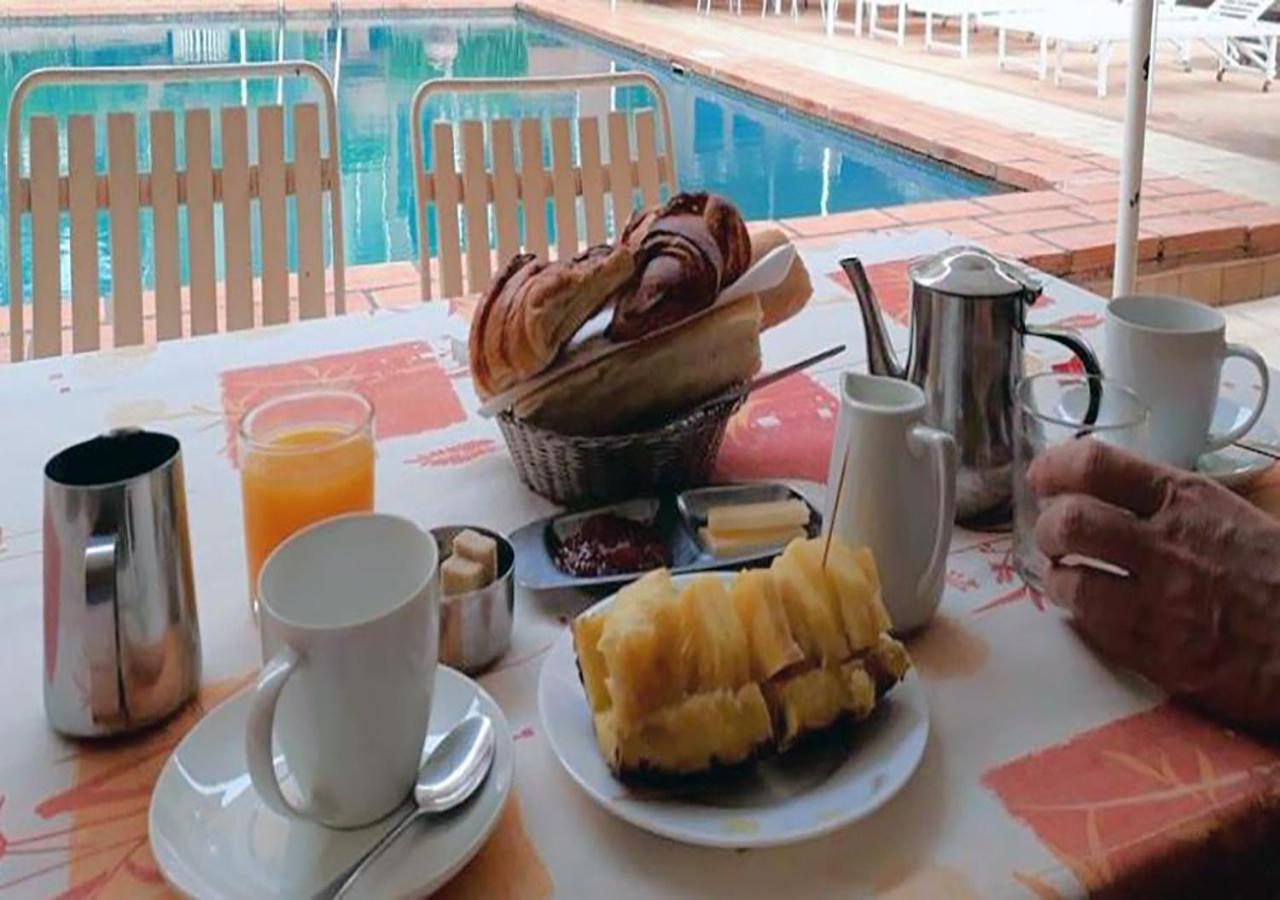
909;424;956;610
1022;325;1103;426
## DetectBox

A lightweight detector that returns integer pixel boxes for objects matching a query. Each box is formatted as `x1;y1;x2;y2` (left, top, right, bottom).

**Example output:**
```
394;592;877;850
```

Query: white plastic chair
409;73;677;301
697;0;745;15
5;63;346;362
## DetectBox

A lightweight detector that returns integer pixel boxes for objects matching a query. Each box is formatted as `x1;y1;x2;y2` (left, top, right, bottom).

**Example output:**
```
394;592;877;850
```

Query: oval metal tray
510;480;824;591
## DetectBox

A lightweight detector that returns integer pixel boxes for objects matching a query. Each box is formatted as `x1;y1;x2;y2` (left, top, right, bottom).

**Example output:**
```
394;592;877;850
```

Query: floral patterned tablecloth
0;229;1277;899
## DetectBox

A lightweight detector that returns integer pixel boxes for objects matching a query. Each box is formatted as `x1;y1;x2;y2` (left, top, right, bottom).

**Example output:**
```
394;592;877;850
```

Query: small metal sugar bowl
431;526;515;675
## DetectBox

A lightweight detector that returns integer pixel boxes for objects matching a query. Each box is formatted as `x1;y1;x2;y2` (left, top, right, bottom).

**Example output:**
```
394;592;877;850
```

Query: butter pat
442;554;488;596
707;499;809;534
700;525;807;558
452;529;498;584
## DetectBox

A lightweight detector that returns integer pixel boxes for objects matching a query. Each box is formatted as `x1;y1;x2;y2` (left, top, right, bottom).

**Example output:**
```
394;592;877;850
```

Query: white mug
824;372;957;633
245;513;439;828
1105;295;1270;469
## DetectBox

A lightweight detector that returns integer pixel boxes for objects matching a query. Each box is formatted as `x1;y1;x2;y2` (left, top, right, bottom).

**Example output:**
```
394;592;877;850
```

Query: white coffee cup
1105;295;1270;469
245;513;439;828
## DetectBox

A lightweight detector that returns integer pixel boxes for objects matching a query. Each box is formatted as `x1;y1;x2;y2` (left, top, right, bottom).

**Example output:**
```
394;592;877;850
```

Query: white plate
149;666;513;899
537;574;929;849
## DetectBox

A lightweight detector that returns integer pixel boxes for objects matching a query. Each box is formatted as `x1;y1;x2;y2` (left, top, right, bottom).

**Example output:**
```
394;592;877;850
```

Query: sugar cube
452;529;498;584
441;554;487;596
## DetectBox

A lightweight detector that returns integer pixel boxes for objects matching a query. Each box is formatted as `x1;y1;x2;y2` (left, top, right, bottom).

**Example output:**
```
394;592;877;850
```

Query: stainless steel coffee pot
43;429;200;736
841;246;1100;527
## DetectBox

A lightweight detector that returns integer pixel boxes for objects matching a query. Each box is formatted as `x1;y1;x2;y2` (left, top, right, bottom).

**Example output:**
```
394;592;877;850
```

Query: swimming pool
0;11;998;303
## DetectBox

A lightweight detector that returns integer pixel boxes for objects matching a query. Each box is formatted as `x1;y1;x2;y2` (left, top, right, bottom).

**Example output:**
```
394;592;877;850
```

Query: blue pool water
0;12;997;303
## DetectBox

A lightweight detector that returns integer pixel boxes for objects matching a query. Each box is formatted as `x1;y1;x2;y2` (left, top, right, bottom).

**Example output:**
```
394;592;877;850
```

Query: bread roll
746;225;811;330
514;296;763;435
471;253;540;398
609;193;752;341
470;245;635;398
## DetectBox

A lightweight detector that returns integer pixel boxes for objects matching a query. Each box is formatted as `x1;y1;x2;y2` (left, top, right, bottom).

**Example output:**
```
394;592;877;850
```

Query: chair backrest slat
518;119;550;263
489;119;521;264
220;106;254;331
606;111;634;237
293;103;326;320
184;108;218;336
634;110;662;209
578;117;607;246
549;117;579;262
410;72;676;301
106;113;144;348
459;120;493;292
149;111;182;341
6;63;345;363
256;105;289;327
431;121;465;299
28;116;62;359
67;115;101;352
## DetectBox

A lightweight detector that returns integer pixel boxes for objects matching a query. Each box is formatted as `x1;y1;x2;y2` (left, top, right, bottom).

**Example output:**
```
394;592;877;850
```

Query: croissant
608;193;752;342
469;244;635;398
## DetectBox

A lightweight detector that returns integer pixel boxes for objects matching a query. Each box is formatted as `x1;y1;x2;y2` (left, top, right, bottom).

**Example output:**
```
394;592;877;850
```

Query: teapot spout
839;256;904;380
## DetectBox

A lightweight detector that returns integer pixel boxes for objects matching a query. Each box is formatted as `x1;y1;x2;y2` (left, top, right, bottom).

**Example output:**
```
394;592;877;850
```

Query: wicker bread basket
497;384;748;506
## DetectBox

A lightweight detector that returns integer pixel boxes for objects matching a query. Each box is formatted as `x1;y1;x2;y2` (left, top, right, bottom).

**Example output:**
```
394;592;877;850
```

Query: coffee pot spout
840;256;904;380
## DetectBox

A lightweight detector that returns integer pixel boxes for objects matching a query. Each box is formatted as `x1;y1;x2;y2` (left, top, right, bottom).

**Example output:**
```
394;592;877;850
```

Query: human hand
1028;438;1280;735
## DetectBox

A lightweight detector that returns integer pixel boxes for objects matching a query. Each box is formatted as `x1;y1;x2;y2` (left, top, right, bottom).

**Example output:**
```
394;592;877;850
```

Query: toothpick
822;447;850;571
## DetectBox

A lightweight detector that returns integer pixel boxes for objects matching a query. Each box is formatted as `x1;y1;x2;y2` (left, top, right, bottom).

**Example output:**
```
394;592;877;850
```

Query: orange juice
240;425;375;600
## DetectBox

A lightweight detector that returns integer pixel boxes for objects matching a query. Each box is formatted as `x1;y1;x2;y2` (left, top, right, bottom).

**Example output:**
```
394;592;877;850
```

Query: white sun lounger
986;4;1279;95
822;0;1052;55
1170;0;1280;87
906;0;1053;56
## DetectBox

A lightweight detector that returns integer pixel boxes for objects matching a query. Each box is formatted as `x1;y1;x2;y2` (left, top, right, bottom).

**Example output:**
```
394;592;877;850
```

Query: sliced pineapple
792;537;891;653
594;684;773;779
679;575;752;692
771;542;850;665
730;569;803;680
572;535;911;782
865;632;912;695
571;611;611;713
766;666;851;751
597;569;684;723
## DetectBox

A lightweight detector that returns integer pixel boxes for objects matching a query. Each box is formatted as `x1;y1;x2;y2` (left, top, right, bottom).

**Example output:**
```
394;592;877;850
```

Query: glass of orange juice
239;389;375;611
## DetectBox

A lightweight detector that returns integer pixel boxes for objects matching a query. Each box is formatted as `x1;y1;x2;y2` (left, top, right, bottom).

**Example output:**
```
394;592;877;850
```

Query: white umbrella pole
1113;0;1159;298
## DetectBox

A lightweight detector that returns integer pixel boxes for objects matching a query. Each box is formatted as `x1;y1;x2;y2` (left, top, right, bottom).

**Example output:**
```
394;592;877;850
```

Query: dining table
1;226;1278;900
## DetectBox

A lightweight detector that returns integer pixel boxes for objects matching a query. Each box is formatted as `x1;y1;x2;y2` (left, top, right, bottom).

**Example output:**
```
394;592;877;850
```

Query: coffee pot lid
908;245;1041;299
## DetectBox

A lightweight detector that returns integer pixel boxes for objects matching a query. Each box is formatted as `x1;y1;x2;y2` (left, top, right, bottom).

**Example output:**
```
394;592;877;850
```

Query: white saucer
149;666;513;899
1057;389;1275;487
1197;396;1276;488
537;574;929;849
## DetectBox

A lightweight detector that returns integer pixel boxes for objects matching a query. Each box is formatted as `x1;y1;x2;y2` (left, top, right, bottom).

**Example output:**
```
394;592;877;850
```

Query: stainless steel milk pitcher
43;429;200;736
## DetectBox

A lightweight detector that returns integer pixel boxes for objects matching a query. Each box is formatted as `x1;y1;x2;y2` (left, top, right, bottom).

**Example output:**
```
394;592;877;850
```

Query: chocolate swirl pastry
608;193;753;342
469;244;635;398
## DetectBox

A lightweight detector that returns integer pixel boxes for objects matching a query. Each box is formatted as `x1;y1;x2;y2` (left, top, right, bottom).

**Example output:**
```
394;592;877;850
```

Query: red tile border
1143;215;1249;258
888;199;990;225
982;208;1092;234
780;209;900;238
975;191;1075;214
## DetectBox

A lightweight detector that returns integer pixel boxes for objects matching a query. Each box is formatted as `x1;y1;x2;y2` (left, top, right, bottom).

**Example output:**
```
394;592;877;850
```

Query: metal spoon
332;714;496;898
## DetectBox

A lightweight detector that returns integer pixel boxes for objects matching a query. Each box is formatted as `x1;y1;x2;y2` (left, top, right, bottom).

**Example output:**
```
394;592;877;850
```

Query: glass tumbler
239;389;376;612
1013;373;1149;592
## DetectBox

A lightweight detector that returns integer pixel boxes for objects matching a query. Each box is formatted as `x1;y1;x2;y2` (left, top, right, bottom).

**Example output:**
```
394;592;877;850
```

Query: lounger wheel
1265;80;1272;93
1216;67;1226;82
